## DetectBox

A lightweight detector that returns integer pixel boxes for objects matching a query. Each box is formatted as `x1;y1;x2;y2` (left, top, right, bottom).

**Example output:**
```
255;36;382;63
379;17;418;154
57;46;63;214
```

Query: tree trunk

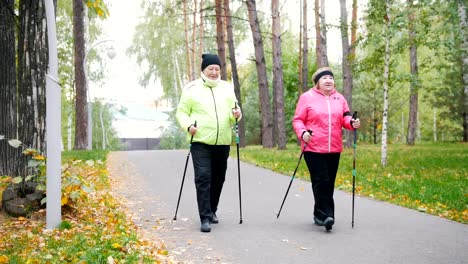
73;0;87;150
381;0;391;167
0;0;18;176
340;0;354;148
183;0;192;81
272;0;286;149
192;0;199;80
406;0;419;145
301;0;308;92
215;0;227;80
458;1;468;142
315;0;328;68
17;0;48;159
224;0;245;147
350;0;358;59
199;0;205;68
246;0;274;148
298;0;303;94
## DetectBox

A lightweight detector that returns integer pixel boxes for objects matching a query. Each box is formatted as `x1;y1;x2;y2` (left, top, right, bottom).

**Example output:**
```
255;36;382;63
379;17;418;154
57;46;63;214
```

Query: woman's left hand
232;108;242;119
352;118;361;129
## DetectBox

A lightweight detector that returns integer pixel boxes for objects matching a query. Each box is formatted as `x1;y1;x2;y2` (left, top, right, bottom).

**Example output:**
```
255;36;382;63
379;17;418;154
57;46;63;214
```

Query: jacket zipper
326;96;331;152
209;88;219;145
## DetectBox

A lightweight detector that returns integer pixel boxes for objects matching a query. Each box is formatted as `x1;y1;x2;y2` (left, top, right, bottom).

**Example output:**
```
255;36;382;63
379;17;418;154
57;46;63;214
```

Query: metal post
45;0;62;229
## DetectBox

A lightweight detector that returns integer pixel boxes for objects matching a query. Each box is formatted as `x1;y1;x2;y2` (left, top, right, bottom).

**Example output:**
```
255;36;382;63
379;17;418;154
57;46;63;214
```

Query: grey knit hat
312;67;334;84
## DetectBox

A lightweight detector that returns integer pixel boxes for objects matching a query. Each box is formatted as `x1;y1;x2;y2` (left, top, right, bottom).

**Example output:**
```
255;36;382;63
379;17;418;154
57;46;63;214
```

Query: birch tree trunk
381;0;391;167
224;0;245;147
458;1;468;142
73;0;87;150
272;0;286;149
246;0;274;148
406;0;419;145
215;0;227;80
0;0;18;176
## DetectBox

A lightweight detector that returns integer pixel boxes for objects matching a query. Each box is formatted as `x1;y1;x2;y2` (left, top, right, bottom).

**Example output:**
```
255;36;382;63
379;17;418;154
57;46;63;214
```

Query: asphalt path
108;150;467;264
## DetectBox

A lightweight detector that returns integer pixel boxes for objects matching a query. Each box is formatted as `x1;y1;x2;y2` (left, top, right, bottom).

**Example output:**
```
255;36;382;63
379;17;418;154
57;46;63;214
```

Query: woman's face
203;65;221;80
317;75;335;95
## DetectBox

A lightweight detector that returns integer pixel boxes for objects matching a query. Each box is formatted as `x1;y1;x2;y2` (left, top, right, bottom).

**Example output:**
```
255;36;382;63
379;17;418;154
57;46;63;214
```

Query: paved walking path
108;150;467;264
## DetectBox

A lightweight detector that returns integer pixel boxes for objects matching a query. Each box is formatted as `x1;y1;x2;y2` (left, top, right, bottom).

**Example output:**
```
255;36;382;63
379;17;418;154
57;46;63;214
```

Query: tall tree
458;0;467;142
0;0;18;176
272;0;286;149
224;0;245;147
183;0;193;81
298;0;303;94
17;0;48;156
301;0;308;93
381;0;392;166
246;0;273;148
339;0;354;147
215;0;227;80
73;0;87;149
350;0;358;59
406;0;419;145
315;0;328;68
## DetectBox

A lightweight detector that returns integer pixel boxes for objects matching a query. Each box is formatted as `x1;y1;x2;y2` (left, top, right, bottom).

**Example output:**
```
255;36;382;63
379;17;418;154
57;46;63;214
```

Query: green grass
232;143;468;223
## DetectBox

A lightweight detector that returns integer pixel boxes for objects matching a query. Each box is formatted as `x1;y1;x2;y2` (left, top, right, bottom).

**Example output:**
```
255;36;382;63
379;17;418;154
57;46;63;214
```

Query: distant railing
119;138;161;151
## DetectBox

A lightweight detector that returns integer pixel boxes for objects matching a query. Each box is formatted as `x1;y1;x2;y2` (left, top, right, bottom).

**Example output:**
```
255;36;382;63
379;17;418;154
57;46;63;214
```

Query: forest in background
129;0;467;162
0;0;467;176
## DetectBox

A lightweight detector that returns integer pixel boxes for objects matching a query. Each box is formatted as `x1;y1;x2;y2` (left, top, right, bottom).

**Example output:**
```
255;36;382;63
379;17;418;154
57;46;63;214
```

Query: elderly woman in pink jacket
293;67;360;232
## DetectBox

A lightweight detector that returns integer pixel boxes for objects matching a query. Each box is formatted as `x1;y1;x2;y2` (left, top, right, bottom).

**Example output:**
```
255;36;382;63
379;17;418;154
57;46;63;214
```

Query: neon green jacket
176;77;241;145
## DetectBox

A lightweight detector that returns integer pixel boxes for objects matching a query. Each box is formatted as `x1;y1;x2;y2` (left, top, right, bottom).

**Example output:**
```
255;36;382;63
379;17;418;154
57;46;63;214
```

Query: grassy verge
233;143;467;224
0;150;171;264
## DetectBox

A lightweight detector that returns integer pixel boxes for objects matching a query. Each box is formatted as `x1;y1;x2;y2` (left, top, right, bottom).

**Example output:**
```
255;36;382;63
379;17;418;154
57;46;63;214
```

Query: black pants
190;142;230;221
304;152;341;221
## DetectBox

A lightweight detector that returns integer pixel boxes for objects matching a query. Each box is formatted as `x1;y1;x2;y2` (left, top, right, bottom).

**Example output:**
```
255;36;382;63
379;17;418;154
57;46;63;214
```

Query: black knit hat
201;53;221;71
312;67;334;84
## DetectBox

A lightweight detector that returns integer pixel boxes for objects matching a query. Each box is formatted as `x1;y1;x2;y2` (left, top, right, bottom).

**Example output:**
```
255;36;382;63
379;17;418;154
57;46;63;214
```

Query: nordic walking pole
352;111;358;228
173;120;197;221
234;103;243;224
276;130;312;219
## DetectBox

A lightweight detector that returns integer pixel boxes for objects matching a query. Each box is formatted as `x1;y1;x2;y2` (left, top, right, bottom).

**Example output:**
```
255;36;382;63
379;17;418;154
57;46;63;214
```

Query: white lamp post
45;0;61;229
83;40;116;150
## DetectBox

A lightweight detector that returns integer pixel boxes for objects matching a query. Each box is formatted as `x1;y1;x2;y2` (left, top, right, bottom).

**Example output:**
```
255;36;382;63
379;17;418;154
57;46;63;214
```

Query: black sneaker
324;217;334;231
211;213;219;224
200;220;211;232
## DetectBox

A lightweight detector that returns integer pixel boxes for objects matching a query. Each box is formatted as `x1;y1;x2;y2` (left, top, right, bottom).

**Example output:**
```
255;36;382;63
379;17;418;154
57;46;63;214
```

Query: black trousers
304;152;341;221
190;142;230;221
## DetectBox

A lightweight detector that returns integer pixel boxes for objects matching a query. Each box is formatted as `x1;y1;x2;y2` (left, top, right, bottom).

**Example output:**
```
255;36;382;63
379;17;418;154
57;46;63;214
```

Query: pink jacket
293;87;353;153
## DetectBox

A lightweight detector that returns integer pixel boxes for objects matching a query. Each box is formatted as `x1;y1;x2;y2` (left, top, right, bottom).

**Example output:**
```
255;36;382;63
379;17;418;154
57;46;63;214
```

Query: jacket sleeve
342;96;354;130
175;87;193;132
292;93;308;140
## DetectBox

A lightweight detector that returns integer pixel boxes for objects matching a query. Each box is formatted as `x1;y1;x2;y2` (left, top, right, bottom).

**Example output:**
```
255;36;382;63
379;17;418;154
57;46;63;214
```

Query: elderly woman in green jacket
176;53;242;233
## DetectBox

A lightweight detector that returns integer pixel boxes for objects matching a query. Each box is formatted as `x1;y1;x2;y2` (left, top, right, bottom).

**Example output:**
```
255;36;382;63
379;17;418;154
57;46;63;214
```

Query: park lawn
0;150;173;264
233;143;468;224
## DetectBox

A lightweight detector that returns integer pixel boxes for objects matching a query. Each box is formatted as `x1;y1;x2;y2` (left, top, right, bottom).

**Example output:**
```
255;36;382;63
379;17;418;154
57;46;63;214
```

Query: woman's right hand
188;124;198;135
302;131;312;143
